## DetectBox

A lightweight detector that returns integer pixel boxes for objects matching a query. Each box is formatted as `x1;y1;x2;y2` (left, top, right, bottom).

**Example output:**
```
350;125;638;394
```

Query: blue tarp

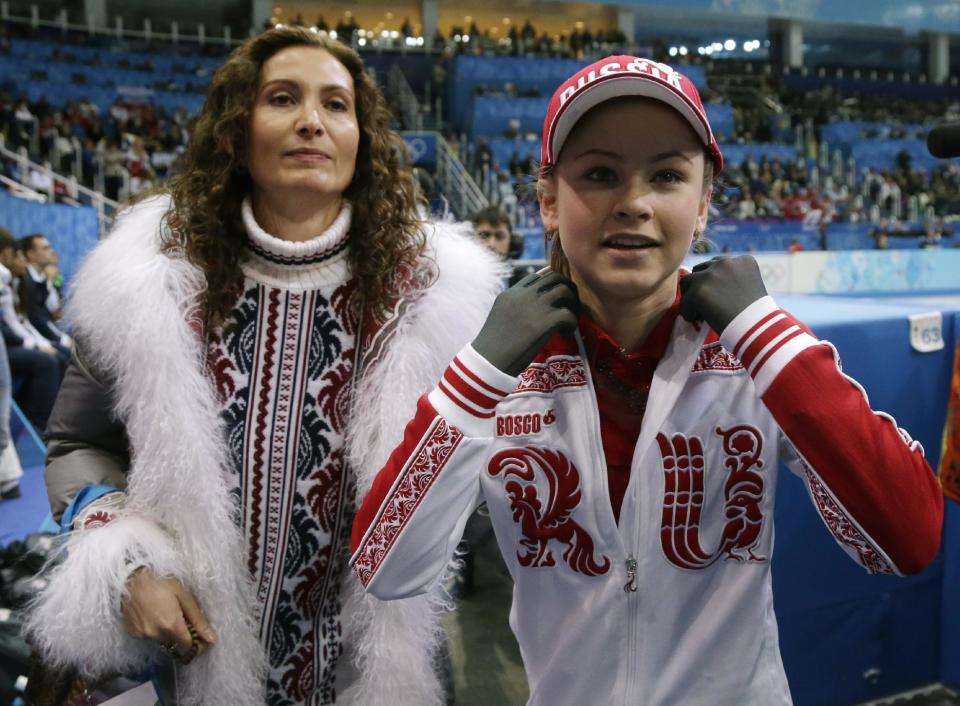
0;191;99;286
771;294;958;705
468;94;730;141
851;139;948;173
449;55;706;131
721;142;799;167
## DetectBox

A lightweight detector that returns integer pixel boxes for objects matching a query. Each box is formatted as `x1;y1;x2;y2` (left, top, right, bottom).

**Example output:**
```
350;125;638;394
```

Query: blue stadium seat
449;55;706;131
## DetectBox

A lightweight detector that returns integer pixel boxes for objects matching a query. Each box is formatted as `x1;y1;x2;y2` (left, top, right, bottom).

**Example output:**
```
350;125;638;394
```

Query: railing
387;65;424;131
0;139;120;238
0;174;44;202
0;1;242;46
434;135;488;220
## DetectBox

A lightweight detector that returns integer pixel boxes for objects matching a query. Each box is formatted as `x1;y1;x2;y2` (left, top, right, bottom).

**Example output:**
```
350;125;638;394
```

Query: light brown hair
538;154;716;277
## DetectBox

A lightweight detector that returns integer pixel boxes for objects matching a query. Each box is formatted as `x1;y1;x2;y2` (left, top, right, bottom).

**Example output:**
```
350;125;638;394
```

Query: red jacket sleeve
720;296;943;575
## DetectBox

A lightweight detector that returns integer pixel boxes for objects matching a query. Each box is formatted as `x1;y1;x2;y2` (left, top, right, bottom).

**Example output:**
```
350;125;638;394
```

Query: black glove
679;255;768;334
472;270;580;376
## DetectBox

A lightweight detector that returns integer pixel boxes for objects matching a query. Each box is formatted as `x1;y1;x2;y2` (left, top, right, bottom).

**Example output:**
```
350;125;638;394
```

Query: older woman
27;27;502;706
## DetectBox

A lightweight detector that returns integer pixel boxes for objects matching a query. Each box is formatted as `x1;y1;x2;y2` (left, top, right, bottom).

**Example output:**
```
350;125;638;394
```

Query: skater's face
539;98;710;308
247;46;360;202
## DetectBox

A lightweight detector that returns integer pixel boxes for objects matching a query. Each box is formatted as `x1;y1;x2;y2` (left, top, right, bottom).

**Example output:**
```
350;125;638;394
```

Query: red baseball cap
540;56;724;173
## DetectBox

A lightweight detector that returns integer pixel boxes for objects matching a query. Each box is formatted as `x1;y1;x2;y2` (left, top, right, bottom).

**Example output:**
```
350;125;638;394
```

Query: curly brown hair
162;27;425;328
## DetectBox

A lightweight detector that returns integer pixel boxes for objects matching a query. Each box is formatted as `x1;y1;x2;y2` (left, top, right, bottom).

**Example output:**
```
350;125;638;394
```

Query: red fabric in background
940;338;960;503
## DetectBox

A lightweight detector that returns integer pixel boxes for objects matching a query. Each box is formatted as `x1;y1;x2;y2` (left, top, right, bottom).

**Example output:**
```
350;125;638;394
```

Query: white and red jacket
350;295;943;706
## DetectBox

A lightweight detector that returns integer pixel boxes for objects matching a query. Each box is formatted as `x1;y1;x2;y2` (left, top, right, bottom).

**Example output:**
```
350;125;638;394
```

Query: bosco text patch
496;410;556;437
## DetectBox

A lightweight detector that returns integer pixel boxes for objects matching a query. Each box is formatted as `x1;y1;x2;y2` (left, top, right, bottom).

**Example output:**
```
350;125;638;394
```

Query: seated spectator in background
18;235;71;356
0;329;24;499
879;174;901;218
412;166;439;216
521;19;536;42
782;189;806;221
26;166;53;195
100;137;127;201
126;137;156;196
472;205;515;260
787;238;805;254
736;187;757;219
803;197;825;226
496;173;518;220
920;222;943;249
12;100;33;149
0;229;62;431
54;126;75;173
471;206;536;288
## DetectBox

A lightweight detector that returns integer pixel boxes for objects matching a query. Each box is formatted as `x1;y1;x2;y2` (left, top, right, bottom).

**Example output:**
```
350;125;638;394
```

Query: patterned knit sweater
206;199;357;705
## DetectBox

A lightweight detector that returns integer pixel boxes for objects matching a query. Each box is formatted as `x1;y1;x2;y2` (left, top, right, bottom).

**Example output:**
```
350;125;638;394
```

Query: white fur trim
347;220;505;492
342;219;505;705
27;516;180;676
28;195;266;705
27;196;505;705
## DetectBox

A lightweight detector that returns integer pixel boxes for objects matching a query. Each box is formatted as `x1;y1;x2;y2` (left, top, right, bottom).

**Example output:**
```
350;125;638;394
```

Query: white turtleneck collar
240;197;352;290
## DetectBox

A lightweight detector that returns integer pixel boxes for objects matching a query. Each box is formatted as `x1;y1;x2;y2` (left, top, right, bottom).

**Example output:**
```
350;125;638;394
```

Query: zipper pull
623;555;638;593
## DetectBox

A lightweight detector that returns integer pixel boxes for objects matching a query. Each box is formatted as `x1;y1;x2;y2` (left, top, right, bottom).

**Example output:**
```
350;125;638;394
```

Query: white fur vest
26;194;504;705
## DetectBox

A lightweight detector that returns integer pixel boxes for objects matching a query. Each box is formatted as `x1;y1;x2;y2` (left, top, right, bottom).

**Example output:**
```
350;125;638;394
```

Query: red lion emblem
488;447;610;576
658;425;766;570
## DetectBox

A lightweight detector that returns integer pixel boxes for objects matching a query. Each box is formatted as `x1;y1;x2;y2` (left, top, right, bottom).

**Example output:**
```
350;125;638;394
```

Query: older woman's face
248;46;359;201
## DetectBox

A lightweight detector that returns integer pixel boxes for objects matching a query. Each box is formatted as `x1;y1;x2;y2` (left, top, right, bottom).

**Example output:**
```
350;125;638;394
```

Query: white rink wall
685;249;960;295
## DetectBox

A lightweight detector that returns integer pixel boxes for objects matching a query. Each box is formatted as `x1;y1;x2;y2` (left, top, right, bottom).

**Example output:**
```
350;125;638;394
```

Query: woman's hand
679;255;768;334
472;270;580;376
121;567;218;659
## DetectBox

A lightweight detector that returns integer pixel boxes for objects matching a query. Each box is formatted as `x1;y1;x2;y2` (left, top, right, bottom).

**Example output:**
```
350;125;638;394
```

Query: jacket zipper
577;330;643;704
624;549;640;706
623;555;638;593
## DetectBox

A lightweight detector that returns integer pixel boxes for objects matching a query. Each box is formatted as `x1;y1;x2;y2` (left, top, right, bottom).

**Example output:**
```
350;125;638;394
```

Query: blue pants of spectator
8;345;59;433
0;336;23;493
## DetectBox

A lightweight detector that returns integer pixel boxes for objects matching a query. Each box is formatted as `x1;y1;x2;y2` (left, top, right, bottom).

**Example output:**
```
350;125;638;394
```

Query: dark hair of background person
154;26;426;329
470;205;513;234
17;234;46;256
0;228;16;253
472;205;525;259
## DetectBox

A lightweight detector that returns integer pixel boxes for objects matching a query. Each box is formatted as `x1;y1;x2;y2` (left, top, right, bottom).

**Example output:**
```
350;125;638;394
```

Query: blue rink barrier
770;295;960;705
686;249;960;296
706;221;946;253
516;222;950;263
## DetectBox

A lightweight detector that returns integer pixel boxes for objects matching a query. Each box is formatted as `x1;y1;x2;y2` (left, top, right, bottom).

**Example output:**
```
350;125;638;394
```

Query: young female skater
351;57;943;705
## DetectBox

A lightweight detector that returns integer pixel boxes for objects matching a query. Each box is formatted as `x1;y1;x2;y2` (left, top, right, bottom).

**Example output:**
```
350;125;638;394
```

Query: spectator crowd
0;228;69;438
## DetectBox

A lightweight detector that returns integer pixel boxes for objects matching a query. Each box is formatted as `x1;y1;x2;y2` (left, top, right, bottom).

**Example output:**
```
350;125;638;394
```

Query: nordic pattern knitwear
207;204;357;704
